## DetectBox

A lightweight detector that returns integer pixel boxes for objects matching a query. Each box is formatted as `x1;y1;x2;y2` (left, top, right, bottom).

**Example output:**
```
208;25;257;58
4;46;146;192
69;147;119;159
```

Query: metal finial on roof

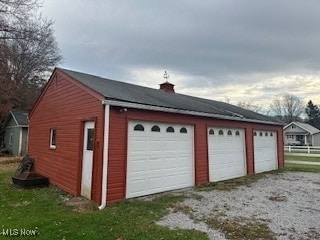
163;71;169;82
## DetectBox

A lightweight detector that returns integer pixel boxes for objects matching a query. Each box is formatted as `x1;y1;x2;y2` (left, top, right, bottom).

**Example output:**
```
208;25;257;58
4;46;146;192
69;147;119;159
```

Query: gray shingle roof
11;110;28;126
286;122;320;135
59;68;281;125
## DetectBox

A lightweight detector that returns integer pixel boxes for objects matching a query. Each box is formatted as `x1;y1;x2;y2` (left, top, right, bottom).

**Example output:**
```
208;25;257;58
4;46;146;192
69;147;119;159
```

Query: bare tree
0;0;40;39
270;94;304;123
237;101;264;114
0;0;62;131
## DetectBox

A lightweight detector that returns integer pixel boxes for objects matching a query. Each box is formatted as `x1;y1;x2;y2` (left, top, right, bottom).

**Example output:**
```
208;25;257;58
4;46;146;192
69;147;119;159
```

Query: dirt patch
196;173;266;192
0;162;19;173
62;196;98;212
267;194;288;202
206;216;276;240
0;156;22;164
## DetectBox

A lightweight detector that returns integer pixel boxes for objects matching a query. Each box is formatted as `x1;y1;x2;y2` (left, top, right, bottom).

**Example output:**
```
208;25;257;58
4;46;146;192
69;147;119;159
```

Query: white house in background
283;122;320;146
4;110;29;156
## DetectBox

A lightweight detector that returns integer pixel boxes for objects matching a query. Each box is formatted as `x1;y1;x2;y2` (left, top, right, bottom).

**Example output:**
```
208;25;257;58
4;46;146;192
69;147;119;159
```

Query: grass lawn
284;163;320;173
285;154;320;162
1;158;319;240
0;162;208;240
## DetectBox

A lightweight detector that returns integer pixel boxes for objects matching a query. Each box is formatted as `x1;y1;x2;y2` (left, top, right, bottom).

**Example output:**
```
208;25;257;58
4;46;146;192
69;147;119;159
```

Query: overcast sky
42;0;320;108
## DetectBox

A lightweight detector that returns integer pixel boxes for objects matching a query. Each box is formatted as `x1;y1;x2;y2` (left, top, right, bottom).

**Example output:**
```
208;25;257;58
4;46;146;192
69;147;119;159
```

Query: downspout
18;127;23;156
99;104;110;210
305;135;307;145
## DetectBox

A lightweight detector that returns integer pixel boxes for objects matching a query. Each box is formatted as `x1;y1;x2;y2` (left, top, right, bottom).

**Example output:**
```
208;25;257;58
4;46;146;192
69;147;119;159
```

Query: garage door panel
148;159;163;170
208;128;246;182
127;121;194;199
149;141;163;151
130;161;147;173
130;139;148;151
129;178;147;195
254;131;277;173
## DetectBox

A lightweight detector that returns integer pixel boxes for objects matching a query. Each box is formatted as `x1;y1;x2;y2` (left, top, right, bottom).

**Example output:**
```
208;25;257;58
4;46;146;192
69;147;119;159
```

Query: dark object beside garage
12;155;48;188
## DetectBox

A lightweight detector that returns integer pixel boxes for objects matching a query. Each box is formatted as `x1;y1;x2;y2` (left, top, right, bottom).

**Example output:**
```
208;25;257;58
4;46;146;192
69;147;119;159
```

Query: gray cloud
43;0;320;91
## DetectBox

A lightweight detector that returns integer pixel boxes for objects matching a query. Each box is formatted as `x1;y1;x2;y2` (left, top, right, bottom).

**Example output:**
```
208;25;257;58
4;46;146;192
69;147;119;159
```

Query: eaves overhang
103;99;283;126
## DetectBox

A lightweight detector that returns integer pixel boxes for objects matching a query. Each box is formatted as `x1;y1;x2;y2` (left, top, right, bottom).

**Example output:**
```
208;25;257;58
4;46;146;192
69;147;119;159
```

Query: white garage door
127;121;194;198
208;127;246;182
254;131;278;173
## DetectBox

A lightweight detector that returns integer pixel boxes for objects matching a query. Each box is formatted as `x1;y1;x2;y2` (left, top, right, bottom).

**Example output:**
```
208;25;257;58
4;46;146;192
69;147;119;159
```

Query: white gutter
98;104;110;210
103;100;283;126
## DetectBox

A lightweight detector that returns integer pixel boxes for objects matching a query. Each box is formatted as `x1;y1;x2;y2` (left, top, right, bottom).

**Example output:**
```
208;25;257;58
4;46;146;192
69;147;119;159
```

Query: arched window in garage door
134;124;144;131
166;126;175;133
151;125;161;132
180;127;187;133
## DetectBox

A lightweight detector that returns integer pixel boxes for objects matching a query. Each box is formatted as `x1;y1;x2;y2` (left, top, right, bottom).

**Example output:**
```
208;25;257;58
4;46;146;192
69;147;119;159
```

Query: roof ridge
58;67;280;125
59;68;164;93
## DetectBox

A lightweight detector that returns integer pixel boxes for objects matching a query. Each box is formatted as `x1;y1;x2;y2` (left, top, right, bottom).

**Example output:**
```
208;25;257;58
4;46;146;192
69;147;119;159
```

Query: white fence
284;145;320;154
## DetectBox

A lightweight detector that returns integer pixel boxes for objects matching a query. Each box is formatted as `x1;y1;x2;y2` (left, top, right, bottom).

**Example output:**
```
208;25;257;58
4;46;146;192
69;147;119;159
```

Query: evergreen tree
305;100;320;129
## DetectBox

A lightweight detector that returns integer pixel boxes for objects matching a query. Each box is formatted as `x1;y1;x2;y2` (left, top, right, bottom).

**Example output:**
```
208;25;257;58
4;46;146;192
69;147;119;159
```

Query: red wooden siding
28;70;105;203
194;122;209;184
245;127;254;174
28;68;284;206
107;108;284;204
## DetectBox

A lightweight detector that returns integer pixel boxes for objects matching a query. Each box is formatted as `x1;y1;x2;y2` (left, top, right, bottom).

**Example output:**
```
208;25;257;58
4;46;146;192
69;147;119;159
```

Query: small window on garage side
270;132;273;137
259;132;263;137
50;128;57;149
209;129;214;135
9;133;14;145
265;132;268;137
134;124;144;131
235;130;240;136
180;127;187;133
219;130;224;135
151;125;160;132
227;130;232;136
166;126;175;133
86;128;94;151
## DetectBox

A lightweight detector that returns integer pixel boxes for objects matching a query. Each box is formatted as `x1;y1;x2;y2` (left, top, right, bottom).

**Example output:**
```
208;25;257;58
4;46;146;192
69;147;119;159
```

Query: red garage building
28;68;284;207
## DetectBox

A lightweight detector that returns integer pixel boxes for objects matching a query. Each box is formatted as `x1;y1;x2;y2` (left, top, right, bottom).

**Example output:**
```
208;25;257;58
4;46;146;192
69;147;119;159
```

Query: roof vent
159;71;175;93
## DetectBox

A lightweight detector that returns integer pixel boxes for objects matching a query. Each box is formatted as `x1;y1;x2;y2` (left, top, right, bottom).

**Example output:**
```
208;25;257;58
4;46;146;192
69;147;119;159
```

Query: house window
151;125;160;132
209;129;214;135
50;128;57;149
86;129;94;151
166;126;175;133
134;124;144;131
291;125;296;129
180;127;187;133
227;130;232;136
9;133;14;145
219;130;224;136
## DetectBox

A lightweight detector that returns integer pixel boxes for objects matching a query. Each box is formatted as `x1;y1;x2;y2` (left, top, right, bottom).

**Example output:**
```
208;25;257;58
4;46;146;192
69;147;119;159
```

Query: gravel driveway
157;172;320;240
